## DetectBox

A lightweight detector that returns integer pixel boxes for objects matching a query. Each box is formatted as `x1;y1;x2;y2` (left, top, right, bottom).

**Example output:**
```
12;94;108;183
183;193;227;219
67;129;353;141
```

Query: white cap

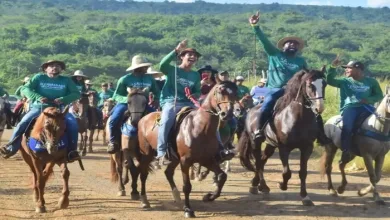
235;76;244;81
259;78;267;83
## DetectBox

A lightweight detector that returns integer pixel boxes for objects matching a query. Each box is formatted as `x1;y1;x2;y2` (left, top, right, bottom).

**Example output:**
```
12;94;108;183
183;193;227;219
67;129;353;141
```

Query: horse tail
236;129;256;172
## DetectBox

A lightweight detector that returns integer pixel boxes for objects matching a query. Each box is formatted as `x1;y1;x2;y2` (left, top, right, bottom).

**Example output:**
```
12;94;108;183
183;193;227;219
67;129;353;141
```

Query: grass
241;77;390;173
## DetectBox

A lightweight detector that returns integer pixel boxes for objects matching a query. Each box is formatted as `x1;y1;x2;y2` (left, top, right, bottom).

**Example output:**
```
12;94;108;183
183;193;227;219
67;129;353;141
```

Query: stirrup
67;151;81;163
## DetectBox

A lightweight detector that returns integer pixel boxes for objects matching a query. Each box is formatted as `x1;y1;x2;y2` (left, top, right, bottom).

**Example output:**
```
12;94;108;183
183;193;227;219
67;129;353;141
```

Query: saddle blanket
28;134;68;153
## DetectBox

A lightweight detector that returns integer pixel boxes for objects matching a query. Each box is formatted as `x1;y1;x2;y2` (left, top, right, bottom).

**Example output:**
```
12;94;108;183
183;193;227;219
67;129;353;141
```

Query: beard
284;48;298;55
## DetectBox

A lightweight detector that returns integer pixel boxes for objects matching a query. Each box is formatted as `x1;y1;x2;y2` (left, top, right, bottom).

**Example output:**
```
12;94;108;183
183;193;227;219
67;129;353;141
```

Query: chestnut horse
134;79;238;218
95;98;115;144
237;68;327;206
75;94;89;156
19;106;83;213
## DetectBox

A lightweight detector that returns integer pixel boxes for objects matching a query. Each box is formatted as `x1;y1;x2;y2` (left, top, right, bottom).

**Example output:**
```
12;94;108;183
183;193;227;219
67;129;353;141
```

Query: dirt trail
0;130;389;220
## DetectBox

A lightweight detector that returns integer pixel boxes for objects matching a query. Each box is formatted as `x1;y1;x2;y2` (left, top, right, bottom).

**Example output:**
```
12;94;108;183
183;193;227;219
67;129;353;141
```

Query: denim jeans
109;103;155;143
259;88;285;128
341;105;374;152
157;102;193;157
7;107;78;156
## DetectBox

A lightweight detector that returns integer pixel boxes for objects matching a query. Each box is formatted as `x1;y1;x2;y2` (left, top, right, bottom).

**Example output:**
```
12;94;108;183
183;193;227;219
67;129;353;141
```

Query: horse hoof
57;196;69;209
117;191;126;197
329;189;338;197
131;193;140;200
376;199;386;206
141;201;151;209
88;148;93;153
184;210;196;218
202;192;216;202
302;197;314;206
35;206;46;213
249;186;259;195
278;182;287;191
337;186;345;195
258;185;270;194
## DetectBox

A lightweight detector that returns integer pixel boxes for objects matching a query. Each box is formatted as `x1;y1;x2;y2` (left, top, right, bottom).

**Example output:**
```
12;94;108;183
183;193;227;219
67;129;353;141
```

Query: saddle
335;111;371;134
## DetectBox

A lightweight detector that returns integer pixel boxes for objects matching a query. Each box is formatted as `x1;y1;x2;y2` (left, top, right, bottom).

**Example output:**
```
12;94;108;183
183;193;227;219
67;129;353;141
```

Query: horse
135;78;238;218
86;93;99;153
75;94;89;156
234;94;254;141
320;88;390;205
95;98;115;144
237;67;327;206
0;96;7;142
18;106;81;213
107;88;150;200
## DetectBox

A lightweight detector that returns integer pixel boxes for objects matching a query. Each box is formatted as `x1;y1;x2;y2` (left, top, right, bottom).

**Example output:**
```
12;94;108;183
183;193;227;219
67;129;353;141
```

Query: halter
294;81;324;112
208;85;235;116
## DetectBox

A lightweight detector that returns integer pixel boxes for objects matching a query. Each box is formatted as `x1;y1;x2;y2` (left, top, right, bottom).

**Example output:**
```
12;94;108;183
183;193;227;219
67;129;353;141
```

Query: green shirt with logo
159;50;201;106
253;26;307;89
113;74;160;104
326;67;383;113
21;73;80;109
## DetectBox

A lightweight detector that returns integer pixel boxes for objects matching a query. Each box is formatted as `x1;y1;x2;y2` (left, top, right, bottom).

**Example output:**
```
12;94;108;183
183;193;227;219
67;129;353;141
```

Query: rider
0;86;13;129
250;78;269;105
108;82;115;93
249;11;331;145
327;56;383;162
235;76;250;99
98;83;114;109
198;65;218;103
71;70;88;93
107;55;160;154
85;80;104;129
155;40;234;166
14;77;30;113
0;60;81;162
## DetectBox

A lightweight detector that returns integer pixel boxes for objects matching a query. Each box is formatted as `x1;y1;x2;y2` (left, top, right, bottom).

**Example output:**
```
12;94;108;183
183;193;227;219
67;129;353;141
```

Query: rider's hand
54;98;63;105
331;54;342;68
249;11;260;25
40;97;48;103
175;39;188;52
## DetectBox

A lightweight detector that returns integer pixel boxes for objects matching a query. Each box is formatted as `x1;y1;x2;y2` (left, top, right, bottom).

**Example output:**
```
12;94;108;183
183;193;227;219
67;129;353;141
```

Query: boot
0;145;13;159
107;141;119;154
339;151;353;164
155;152;171;166
68;150;81;163
316;114;332;145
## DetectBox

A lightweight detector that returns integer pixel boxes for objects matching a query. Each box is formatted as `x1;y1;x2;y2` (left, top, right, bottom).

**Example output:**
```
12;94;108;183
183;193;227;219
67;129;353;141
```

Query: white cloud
294;0;333;5
367;0;390;7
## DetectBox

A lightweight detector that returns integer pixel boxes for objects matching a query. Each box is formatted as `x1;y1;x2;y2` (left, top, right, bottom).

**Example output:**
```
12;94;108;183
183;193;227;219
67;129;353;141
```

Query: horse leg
225;161;231;173
299;145;314;206
82;132;88;156
324;145;338;196
257;144;275;194
33;162;46;213
129;159;140;200
57;162;70;209
20;148;39;202
88;129;94;153
278;149;291;191
95;129;100;141
78;133;83;151
139;162;151;208
358;155;385;205
337;154;355;194
103;128;106;144
180;162;195;218
115;152;126;196
202;161;227;203
164;159;181;203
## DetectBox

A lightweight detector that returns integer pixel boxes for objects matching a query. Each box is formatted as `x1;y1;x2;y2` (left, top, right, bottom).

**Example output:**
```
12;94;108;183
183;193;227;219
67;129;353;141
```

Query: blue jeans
259;88;285;128
341;105;374;152
7;107;78;156
109;103;155;143
157;102;194;157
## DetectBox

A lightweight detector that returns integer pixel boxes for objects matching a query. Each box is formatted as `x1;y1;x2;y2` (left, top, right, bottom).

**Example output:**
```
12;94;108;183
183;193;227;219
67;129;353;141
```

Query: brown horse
19;106;77;213
237;68;327;206
107;89;150;201
95;98;115;144
135;79;238;218
87;93;99;153
75;94;89;156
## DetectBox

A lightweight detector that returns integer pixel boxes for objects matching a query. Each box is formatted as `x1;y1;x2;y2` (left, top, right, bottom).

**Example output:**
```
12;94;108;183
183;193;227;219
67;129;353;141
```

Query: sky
134;0;390;8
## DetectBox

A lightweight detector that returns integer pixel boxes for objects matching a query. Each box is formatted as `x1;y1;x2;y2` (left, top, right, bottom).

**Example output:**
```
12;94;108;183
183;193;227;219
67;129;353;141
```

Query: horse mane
274;69;323;114
30;108;61;139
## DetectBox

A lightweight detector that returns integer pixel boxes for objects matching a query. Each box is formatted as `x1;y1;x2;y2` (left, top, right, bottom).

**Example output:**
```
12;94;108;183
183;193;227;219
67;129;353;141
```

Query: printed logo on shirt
39;83;66;90
177;78;195;88
348;84;370;93
279;57;301;74
129;82;152;89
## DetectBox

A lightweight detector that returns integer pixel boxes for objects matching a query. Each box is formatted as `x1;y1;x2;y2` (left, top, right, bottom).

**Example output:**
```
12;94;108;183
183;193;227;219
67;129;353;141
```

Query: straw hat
126;55;152;72
178;48;202;57
258;78;267;84
277;36;305;51
72;70;88;78
146;67;164;79
22;76;30;83
41;60;66;71
235;76;245;81
85;80;93;85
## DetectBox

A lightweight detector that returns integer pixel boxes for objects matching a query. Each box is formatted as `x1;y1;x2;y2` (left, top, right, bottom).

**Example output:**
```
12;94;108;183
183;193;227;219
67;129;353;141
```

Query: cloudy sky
134;0;390;8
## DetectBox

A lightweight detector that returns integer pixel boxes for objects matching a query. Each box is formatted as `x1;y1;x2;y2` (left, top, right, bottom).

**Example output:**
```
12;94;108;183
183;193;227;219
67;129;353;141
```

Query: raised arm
326;56;344;88
159;39;188;75
249;11;279;56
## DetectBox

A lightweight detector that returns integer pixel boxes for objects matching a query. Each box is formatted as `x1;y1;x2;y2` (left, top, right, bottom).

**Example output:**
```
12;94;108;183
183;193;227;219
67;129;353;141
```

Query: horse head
206;76;238;121
127;87;148;127
103;98;115;114
78;94;89;116
33;106;69;155
234;94;254;118
303;66;327;114
88;93;98;108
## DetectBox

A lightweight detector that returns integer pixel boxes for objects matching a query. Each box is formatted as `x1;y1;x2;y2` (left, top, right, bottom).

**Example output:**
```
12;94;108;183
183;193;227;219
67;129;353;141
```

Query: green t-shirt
21;73;80;109
112;74;160;104
326;66;383;113
159;50;201;106
98;90;114;106
237;85;250;99
253;26;307;89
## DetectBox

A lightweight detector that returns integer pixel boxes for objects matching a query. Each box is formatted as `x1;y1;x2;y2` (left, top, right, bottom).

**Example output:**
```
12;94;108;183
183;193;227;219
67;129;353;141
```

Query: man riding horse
85;80;104;129
0;86;14;129
107;55;160;154
155;39;235;166
0;60;81;162
249;11;331;145
13;76;30;125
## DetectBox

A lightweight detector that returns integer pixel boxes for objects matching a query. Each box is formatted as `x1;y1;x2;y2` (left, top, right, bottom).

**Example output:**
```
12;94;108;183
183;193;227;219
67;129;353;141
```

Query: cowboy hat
235;76;245;81
277;36;305;51
41;60;66;71
178;48;202;58
85;80;93;85
146;67;164;79
258;78;267;83
197;65;218;74
126;55;152;72
71;70;88;78
341;61;364;70
21;76;30;83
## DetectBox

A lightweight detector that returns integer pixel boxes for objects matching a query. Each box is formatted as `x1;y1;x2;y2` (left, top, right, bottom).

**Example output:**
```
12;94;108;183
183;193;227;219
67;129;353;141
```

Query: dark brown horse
237;67;326;206
75;94;89;156
19;106;81;213
135;79;238;217
95;98;115;144
108;89;150;201
87;93;99;152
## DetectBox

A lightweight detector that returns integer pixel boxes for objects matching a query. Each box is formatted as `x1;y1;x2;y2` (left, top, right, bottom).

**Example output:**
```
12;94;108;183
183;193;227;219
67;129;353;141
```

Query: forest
1;0;390;92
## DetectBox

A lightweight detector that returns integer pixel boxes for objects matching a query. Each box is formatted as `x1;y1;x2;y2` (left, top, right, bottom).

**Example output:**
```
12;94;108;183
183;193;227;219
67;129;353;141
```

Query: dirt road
0;130;389;220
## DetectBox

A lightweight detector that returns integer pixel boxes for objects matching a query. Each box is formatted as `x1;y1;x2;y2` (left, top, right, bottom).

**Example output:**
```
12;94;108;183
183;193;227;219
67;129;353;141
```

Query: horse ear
61;105;70;115
321;65;326;74
215;73;222;84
